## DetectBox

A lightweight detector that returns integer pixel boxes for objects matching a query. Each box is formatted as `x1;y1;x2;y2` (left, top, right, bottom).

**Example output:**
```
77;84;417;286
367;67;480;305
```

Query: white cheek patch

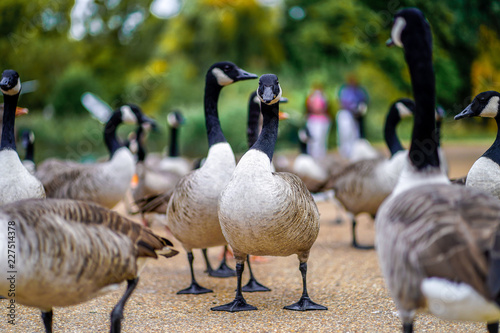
121;105;137;124
1;79;21;96
212;68;234;86
395;102;413;118
479;96;499;118
252;94;260;105
391;17;406;48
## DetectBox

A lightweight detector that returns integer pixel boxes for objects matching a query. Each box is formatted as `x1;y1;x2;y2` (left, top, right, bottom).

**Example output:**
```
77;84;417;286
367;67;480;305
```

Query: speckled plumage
466;157;500;200
36;147;135;209
376;182;500;323
219;149;319;262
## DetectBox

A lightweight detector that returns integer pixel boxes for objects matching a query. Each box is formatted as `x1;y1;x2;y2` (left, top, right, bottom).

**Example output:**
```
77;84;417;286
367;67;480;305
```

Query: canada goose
0;69;45;205
212;74;327;312
35;104;155;209
166;61;257;294
21;130;36;175
377;8;500;333
0;198;178;333
322;97;415;249
454;91;500;198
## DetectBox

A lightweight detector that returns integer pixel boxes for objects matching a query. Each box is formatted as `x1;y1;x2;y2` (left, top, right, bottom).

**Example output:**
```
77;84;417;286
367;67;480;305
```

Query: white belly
421;277;500;322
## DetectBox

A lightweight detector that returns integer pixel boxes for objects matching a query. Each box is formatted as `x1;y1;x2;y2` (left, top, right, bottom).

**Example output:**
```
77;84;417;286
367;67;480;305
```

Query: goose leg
211;261;257;312
110;278;138;333
178;252;213;294
402;322;413;333
41;310;53;333
352;217;374;250
284;262;327;311
488;322;499;333
242;256;270;292
204;246;236;278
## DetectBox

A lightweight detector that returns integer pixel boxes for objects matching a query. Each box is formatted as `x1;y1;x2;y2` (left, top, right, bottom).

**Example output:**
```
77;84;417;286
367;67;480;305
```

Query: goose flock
3;6;500;333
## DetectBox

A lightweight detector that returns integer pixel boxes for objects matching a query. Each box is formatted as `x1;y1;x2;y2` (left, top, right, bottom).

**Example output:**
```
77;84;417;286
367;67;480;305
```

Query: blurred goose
21;130;36;174
322;97;415;249
145;110;192;177
0;69;45;205
166;61;257;294
212;74;327;312
35;104;154;209
454;91;500;199
0;198;178;333
377;8;500;333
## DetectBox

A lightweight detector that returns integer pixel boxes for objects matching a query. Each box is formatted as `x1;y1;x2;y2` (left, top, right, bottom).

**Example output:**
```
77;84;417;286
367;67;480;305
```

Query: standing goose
321;97;415;249
454;91;500;198
166;61;257;294
212;74;327;312
0;198;178;333
377;8;500;333
35;104;154;209
0;69;45;205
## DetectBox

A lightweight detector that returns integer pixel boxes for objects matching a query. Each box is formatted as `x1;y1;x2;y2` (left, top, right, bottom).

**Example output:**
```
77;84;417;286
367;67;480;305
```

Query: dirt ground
0;143;494;332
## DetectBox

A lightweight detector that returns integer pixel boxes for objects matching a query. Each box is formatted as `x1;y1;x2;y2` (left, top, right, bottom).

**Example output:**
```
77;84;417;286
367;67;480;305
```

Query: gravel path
0;144;492;332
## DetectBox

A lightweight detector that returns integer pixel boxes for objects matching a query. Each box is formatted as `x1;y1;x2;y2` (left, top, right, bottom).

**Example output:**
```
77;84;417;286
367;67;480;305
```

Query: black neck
247;93;260;148
405;28;440;169
204;78;226;147
169;126;179;157
252;102;279;161
384;104;403;156
483;118;500;164
1;94;19;151
103;111;123;158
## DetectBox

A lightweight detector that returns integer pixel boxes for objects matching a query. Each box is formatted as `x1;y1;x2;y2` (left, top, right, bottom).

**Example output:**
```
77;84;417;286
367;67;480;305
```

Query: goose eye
223;65;230;72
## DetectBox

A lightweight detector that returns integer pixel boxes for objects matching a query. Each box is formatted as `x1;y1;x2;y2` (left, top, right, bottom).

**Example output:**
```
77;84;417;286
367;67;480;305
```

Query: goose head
208;61;258;87
386;8;430;48
257;74;282;106
455;91;500;120
0;70;21;96
167;110;185;129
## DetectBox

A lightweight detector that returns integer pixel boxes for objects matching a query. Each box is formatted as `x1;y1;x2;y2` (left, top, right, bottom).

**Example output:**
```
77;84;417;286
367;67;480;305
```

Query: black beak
454;104;474;120
386;38;395;47
235;68;258;81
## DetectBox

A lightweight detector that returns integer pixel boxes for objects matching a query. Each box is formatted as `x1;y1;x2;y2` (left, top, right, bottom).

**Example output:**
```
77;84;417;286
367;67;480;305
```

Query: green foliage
2;0;500;159
51;65;104;117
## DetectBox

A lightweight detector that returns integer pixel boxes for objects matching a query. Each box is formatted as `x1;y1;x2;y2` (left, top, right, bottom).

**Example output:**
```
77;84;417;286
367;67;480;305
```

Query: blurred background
1;0;500;162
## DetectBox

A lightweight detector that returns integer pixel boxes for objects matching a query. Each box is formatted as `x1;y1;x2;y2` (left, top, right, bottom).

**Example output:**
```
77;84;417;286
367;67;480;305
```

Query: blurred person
336;75;370;160
304;85;331;159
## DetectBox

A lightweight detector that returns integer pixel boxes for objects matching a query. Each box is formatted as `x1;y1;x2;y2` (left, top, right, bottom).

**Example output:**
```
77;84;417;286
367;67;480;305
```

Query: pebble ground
0;144;491;332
